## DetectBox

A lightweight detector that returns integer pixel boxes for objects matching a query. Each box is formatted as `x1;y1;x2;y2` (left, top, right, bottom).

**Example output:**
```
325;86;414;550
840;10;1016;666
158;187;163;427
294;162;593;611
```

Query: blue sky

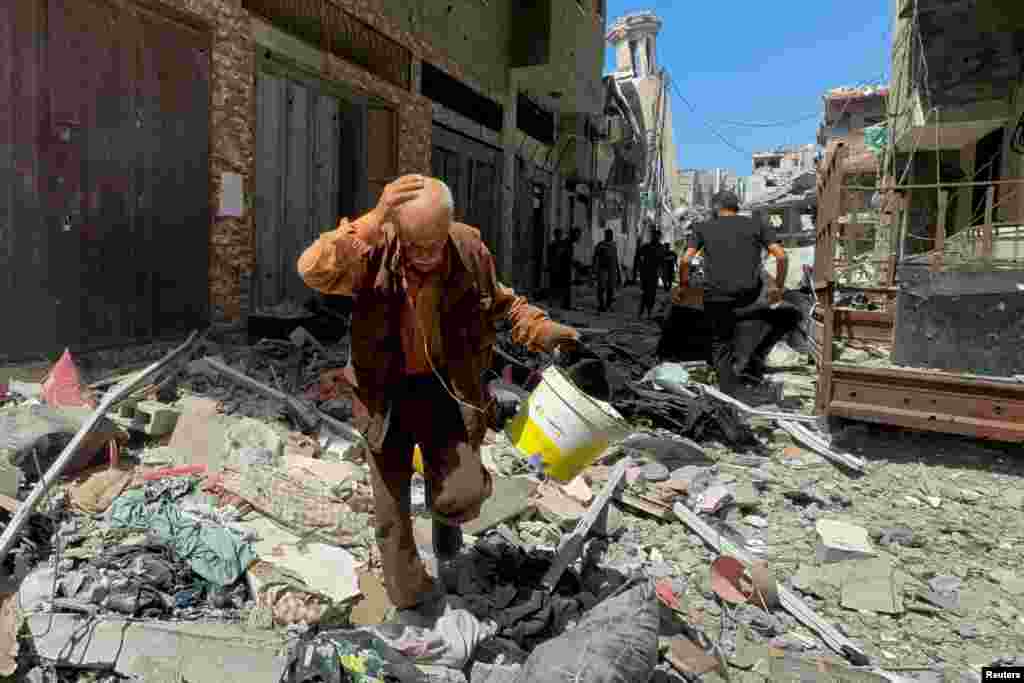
604;0;894;174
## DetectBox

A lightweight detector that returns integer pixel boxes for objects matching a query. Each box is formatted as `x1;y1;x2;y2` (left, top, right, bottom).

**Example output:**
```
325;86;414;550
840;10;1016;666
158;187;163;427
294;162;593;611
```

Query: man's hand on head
375;175;426;221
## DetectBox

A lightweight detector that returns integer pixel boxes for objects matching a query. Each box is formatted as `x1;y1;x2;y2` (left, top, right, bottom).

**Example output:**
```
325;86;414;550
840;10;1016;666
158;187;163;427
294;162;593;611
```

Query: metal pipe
0;331;199;565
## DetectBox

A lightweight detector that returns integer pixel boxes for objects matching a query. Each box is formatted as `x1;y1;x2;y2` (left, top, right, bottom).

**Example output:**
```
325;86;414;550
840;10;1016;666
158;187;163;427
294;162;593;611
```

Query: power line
716;112;824;128
663;68;754;157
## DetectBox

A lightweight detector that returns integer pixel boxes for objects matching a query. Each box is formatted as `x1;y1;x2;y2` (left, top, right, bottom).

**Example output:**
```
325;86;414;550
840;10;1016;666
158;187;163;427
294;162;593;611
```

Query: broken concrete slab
840;557;905;615
989;568;1024;595
815;519;876;563
28;613;289;680
463;476;538;536
167;396;227;471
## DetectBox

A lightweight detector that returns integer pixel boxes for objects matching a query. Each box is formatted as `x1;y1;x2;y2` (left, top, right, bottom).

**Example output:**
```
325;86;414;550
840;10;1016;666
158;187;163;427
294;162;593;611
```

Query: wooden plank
254;72;284;311
314;93;340;237
541;457;631;592
283;80;311;305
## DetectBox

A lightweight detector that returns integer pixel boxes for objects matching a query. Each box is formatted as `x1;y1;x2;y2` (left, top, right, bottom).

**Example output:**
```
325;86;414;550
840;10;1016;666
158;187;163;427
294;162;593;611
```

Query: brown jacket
298;218;572;453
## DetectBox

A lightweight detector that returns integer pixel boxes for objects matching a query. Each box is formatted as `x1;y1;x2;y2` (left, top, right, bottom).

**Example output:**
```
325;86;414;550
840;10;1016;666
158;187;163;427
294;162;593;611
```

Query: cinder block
114;400;181;437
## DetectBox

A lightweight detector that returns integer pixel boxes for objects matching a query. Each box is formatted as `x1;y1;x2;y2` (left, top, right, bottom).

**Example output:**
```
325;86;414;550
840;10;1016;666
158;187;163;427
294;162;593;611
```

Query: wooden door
431;124;502;259
366;105;397;210
253;62;369;311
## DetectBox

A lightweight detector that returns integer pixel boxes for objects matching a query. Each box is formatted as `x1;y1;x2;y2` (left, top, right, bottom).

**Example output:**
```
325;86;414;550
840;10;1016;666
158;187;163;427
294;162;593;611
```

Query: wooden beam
982;185;995;258
931;190;947;271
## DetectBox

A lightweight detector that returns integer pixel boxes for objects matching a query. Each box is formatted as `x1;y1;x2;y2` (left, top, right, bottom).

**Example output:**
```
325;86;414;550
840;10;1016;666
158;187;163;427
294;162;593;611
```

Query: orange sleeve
483;249;574;352
296;217;373;297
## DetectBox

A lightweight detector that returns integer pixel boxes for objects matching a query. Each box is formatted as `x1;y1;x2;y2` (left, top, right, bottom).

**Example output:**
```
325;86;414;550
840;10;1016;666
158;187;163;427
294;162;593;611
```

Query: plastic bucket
504;365;631;482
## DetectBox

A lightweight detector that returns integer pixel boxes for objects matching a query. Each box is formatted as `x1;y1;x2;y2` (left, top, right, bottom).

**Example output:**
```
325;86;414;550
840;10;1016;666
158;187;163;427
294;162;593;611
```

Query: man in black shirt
633;226;662;319
678;191;787;396
592;228;621;313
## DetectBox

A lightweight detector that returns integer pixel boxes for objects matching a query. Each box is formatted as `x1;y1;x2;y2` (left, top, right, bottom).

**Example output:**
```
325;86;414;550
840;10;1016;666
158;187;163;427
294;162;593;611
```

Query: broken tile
463;476;537;536
815;519;875;563
561;475;593;504
534;481;587;530
840;557;904;615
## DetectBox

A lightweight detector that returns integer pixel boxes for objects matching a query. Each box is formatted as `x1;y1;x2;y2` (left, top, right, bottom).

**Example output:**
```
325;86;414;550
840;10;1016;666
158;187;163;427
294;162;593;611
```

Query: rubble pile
0;300;1019;683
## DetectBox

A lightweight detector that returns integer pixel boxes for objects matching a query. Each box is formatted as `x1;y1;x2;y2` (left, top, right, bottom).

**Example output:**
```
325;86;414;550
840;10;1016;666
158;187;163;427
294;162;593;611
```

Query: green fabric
109;488;256;586
864;124;888;156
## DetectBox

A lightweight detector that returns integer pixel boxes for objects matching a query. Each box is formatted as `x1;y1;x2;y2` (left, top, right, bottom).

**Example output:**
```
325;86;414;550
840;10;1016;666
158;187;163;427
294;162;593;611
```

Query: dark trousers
367;372;492;608
596;270;615;311
639;279;658;316
554;282;572;309
703;289;761;392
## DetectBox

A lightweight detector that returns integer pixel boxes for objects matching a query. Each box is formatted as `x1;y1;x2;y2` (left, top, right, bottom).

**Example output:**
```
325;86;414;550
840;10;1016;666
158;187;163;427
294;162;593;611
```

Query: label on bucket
524;393;585;452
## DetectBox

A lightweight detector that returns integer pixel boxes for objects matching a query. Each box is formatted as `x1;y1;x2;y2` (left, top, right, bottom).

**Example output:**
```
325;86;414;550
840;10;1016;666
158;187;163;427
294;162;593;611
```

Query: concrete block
113;400;180;436
28;614;289;681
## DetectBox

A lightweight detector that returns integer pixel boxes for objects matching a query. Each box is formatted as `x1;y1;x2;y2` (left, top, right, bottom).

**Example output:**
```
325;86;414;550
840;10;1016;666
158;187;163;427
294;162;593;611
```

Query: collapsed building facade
0;0;607;359
602;10;683;249
813;0;1024;441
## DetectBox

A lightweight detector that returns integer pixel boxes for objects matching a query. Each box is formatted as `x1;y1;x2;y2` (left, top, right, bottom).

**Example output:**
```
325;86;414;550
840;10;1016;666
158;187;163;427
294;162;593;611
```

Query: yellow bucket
504;365;630;482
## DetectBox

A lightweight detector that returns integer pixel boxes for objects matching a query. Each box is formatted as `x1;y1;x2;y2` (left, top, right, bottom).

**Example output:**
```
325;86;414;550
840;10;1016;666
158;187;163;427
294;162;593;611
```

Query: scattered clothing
368;608;497;670
109;486;256;586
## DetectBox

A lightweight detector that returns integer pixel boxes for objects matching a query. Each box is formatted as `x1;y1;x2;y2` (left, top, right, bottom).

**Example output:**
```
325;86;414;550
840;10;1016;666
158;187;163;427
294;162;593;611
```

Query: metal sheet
283;80;311;305
827;365;1024;442
892;287;1024;376
137;6;210;338
0;1;56;360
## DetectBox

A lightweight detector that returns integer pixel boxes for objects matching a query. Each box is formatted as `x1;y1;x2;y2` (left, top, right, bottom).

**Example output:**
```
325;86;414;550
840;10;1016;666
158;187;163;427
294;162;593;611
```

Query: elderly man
297;175;580;611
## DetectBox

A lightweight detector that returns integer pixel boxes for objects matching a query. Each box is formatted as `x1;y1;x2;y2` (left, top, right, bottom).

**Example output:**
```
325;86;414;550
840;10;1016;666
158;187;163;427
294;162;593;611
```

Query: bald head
394;176;454;272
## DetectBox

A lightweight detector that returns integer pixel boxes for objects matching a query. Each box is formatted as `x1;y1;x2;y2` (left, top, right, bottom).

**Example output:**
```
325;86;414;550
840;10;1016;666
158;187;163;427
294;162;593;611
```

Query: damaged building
813;0;1024;439
603;10;683;247
0;0;608;359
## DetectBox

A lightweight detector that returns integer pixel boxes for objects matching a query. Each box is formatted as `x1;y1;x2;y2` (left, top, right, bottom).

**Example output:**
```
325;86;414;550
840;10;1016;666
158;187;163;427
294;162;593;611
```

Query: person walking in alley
297;175;581;612
634;226;662;319
547;229;566;304
678;190;787;400
547;228;574;309
592;228;621;313
661;242;676;292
